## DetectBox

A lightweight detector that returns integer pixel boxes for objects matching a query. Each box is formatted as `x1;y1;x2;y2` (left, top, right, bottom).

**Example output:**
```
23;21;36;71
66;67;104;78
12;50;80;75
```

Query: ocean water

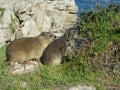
75;0;120;15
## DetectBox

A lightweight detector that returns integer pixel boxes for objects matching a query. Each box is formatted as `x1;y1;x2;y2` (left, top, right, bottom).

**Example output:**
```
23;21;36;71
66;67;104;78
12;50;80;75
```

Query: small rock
20;81;28;88
69;85;96;90
9;60;39;76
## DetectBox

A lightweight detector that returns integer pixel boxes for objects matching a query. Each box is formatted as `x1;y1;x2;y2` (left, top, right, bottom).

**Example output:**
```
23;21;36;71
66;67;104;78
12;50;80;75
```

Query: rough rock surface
9;61;39;76
69;85;96;90
0;0;78;47
52;85;96;90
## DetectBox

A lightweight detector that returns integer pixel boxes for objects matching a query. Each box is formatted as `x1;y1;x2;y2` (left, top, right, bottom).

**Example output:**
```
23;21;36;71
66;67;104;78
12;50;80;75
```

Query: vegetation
0;4;120;90
9;13;19;33
0;7;5;18
77;4;120;90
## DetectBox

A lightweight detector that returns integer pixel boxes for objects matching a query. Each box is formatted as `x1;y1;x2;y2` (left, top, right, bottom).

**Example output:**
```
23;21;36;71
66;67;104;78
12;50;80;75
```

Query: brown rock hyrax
40;28;80;65
6;32;56;65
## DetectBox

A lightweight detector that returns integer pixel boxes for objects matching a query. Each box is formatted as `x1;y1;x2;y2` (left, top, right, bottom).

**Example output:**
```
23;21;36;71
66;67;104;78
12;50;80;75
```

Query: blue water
75;0;120;15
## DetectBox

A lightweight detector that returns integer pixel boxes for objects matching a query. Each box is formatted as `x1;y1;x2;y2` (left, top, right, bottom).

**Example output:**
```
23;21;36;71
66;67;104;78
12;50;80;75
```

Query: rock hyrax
6;32;56;64
40;28;80;65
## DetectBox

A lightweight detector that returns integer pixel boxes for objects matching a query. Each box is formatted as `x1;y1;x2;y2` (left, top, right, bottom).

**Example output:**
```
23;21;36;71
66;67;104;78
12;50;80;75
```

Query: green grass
0;47;101;89
0;4;120;90
9;14;19;33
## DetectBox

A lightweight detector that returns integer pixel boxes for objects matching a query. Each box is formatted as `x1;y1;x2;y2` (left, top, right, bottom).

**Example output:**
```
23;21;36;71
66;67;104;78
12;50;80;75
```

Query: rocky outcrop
0;0;78;48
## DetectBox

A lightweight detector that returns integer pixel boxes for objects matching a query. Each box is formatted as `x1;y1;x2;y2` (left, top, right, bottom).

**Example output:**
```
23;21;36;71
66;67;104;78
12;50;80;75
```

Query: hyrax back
6;32;56;63
40;28;80;65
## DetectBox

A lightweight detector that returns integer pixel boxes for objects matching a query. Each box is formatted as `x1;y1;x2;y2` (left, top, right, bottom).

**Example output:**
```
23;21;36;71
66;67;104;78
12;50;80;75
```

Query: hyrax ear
40;32;46;36
65;30;69;38
48;34;53;37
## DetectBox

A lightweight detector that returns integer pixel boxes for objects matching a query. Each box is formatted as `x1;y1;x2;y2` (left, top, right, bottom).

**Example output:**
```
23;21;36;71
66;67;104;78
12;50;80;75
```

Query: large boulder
0;0;78;47
20;18;40;37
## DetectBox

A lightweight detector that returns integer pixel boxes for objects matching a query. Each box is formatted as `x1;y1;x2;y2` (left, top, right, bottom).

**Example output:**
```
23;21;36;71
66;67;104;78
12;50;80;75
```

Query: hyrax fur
6;32;56;64
40;28;80;65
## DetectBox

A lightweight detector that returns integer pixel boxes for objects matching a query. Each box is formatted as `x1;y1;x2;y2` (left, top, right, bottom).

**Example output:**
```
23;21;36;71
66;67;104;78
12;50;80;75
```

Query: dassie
6;32;56;65
40;28;80;65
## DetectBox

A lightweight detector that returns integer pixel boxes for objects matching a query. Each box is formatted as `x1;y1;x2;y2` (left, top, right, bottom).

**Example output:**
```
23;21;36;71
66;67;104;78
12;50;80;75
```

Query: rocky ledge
0;0;78;47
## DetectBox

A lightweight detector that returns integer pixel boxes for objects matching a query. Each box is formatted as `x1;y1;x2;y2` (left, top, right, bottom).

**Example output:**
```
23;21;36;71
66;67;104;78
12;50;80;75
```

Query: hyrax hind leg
24;58;40;68
65;40;75;56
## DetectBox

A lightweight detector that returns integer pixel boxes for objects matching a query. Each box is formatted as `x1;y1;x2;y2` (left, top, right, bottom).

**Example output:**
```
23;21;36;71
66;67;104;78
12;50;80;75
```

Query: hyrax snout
6;32;56;64
40;28;80;65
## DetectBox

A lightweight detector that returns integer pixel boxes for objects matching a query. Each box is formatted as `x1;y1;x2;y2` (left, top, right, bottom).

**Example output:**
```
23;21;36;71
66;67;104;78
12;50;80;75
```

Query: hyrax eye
54;36;57;38
49;35;53;37
73;30;77;33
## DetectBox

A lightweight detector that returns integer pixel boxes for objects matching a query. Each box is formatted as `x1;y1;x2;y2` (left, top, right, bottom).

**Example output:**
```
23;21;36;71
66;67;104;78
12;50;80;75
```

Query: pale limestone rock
47;10;65;32
0;0;78;47
9;61;39;76
20;19;40;37
52;85;96;90
15;30;23;39
0;27;13;47
63;12;77;29
0;29;6;47
67;5;78;14
0;0;78;41
20;20;30;37
3;29;12;41
65;0;76;7
31;8;51;32
69;85;96;90
10;33;16;41
28;19;40;37
0;8;19;43
1;10;12;25
34;2;46;13
15;2;32;21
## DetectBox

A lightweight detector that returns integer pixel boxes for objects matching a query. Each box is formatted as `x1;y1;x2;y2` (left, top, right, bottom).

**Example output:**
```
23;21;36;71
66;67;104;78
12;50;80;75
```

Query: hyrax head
66;28;80;40
38;32;56;41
